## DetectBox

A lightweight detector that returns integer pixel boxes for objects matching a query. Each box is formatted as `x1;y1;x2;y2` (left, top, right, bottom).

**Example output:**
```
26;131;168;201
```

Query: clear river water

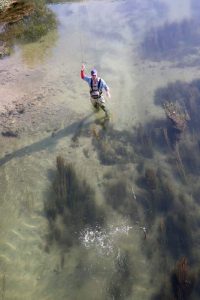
1;0;200;299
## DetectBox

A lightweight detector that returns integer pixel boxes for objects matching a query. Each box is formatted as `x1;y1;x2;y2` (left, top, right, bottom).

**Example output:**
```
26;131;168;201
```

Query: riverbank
0;0;60;138
0;0;12;11
0;1;34;19
0;1;35;59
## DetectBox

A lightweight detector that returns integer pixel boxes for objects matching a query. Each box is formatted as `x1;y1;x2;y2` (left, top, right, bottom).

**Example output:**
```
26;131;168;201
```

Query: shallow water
1;0;200;299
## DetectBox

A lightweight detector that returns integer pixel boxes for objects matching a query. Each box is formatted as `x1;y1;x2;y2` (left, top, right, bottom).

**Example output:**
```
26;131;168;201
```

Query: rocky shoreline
0;0;62;138
0;1;38;137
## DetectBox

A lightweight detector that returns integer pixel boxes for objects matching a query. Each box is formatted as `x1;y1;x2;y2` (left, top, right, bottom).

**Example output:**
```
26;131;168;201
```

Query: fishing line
78;0;86;64
77;0;94;65
83;0;98;68
77;0;99;67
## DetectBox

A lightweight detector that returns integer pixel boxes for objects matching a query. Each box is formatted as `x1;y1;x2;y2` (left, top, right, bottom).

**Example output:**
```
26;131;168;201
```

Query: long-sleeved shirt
81;70;109;92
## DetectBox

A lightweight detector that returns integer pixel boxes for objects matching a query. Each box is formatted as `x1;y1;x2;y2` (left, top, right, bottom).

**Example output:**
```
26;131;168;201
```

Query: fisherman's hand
106;90;111;98
81;64;85;71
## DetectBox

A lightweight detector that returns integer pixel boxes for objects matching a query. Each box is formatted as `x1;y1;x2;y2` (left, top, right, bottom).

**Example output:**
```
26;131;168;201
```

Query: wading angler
81;64;111;118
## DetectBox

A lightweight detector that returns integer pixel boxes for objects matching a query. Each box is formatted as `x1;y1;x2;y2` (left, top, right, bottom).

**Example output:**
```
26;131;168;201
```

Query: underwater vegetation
161;212;192;259
45;156;105;248
141;18;200;62
92;124;135;165
105;179;138;222
144;168;157;190
137;161;194;259
152;257;195;300
154;79;200;178
133;123;154;158
33;74;200;297
177;142;200;176
171;257;195;300
90;119;159;167
136;167;177;226
107;250;133;300
155;79;200;133
144;169;175;213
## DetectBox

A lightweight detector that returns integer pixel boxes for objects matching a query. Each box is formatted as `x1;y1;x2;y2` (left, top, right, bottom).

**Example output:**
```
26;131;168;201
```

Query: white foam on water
79;224;133;255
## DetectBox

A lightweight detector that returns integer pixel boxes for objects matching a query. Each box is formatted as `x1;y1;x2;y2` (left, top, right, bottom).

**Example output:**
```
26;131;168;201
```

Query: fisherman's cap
91;69;97;76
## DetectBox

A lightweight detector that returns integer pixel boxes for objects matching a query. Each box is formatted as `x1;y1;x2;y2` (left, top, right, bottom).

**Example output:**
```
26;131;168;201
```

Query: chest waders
90;78;109;117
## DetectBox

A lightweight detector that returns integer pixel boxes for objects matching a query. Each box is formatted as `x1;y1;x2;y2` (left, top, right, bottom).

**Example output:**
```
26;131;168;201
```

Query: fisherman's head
91;69;97;78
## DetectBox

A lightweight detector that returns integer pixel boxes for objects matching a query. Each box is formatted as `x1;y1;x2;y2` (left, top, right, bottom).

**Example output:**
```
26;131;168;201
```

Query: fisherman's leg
100;104;109;116
98;97;110;118
90;97;100;111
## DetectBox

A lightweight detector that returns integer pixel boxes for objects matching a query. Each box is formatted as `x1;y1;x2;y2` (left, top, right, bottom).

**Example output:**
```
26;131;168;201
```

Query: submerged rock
0;40;10;57
163;101;189;146
164;102;188;133
2;129;19;137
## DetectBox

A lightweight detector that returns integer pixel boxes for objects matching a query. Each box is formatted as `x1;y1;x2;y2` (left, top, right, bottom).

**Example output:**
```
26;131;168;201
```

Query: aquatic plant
92;120;167;167
45;156;105;248
144;168;157;190
134;123;154;158
105;180;138;221
162;212;192;259
152;258;196;300
137;166;176;219
151;282;172;300
171;257;195;300
141;18;200;62
108;250;133;300
194;269;200;297
153;79;200;181
92;125;135;165
155;79;200;133
177;141;200;177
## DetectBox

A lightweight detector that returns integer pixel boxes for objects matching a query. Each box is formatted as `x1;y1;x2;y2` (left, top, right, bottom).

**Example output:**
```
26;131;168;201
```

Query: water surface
1;0;200;299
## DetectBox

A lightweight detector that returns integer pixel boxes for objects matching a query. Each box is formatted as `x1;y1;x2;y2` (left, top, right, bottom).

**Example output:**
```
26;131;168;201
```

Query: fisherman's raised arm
81;64;85;79
80;64;91;83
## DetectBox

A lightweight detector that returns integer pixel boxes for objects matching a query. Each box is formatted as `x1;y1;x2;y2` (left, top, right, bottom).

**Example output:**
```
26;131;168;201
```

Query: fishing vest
90;78;102;99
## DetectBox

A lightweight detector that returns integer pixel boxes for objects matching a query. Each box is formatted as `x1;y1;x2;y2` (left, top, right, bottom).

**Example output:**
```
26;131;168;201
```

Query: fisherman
80;64;111;118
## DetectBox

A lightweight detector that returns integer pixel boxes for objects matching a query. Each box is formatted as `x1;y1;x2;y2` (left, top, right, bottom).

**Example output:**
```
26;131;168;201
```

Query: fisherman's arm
81;64;85;79
102;79;111;98
80;64;90;83
105;87;111;98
